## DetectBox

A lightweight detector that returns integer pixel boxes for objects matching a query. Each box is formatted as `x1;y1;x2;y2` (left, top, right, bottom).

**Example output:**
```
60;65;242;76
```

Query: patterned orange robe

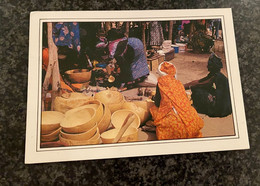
150;62;204;140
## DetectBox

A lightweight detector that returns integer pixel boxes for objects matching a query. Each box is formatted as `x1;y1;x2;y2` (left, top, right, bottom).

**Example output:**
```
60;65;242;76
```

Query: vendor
184;53;232;117
106;28;150;90
150;62;204;140
52;22;87;75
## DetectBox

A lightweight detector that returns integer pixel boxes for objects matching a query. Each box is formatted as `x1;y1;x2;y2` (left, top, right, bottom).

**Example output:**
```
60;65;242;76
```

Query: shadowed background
0;0;259;185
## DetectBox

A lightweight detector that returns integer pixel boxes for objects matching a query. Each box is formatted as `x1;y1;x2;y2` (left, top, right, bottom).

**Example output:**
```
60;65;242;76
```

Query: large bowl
54;92;93;113
59;128;100;146
41;111;64;135
61;100;103;134
94;90;125;113
41;127;61;142
101;127;138;144
65;69;92;83
60;107;97;134
78;99;104;124
60;124;98;141
122;101;153;124
111;109;140;129
97;103;111;134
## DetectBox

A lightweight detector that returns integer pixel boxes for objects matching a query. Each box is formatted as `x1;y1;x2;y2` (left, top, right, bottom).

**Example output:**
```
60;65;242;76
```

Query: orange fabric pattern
150;63;204;140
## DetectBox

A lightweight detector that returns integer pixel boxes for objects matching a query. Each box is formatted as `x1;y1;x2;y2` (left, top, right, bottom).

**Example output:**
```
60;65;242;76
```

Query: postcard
25;9;249;164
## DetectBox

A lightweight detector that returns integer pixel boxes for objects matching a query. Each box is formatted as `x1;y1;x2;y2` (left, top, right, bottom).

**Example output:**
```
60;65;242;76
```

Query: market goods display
41;111;64;135
54;92;93;113
65;69;92;83
94;90;125;113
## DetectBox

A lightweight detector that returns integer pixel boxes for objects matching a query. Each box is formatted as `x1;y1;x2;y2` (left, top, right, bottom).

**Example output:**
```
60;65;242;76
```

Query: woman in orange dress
150;62;204;140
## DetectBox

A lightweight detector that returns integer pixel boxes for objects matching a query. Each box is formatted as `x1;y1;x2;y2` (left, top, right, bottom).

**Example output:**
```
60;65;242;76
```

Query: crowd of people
42;21;232;140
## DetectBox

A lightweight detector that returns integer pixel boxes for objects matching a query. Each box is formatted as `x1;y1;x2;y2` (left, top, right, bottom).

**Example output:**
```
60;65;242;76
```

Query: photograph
25;9;249;163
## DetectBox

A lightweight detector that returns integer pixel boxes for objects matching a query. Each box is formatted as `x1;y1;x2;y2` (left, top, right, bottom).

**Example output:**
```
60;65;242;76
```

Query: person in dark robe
184;53;232;117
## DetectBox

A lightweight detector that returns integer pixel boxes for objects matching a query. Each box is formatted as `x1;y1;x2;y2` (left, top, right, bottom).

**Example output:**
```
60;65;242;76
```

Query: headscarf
159;62;177;77
208;53;223;70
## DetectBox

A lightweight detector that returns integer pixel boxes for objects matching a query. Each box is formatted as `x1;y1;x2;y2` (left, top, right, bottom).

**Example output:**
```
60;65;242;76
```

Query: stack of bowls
59;100;111;146
101;109;140;143
41;111;64;142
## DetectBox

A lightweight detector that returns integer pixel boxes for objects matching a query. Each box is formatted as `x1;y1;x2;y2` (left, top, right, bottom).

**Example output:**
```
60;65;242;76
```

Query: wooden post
42;22;61;111
168;21;174;41
51;40;61;111
125;22;129;37
142;22;147;52
105;22;111;33
189;20;195;39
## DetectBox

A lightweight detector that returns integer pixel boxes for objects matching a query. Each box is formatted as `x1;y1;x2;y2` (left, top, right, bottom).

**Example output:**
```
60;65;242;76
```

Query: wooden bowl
59;128;100;146
60;124;98;141
94;90;125;113
122;101;152;124
111;109;140;129
65;69;92;83
41;127;61;142
41;111;64;135
60;107;97;134
97;103;111;134
54;92;93;113
101;127;138;144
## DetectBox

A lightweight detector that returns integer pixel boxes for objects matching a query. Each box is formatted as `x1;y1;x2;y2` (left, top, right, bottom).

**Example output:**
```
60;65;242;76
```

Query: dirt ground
122;40;235;140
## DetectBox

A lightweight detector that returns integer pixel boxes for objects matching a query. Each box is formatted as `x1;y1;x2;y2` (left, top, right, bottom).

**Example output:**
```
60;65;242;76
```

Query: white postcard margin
25;9;249;164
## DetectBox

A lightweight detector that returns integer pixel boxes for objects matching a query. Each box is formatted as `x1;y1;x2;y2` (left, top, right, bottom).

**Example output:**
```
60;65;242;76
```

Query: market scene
41;20;234;148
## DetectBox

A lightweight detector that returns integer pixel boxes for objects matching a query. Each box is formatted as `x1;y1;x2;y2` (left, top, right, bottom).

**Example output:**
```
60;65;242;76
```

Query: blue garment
52;22;81;52
128;37;150;80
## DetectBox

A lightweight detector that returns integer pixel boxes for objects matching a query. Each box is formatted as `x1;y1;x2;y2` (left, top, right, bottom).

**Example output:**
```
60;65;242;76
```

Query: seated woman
150;62;204;140
184;53;232;117
106;28;150;90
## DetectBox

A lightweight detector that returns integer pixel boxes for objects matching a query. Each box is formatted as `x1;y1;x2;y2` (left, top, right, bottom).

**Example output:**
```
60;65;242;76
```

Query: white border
25;9;249;164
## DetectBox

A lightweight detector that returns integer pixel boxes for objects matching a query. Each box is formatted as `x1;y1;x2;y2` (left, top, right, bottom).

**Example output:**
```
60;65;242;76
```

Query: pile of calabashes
41;90;154;146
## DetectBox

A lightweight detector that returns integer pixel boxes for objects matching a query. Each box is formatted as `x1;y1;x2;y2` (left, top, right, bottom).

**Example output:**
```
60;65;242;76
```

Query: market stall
40;20;217;147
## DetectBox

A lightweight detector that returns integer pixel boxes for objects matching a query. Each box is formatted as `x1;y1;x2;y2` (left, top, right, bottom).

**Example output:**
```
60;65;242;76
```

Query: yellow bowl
97;103;111;134
60;124;98;141
111;109;140;129
81;99;104;124
101;127;138;144
65;69;92;83
61;107;97;133
122;101;151;124
41;111;64;135
54;92;93;113
94;90;125;113
41;127;61;142
59;128;100;146
132;101;155;112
